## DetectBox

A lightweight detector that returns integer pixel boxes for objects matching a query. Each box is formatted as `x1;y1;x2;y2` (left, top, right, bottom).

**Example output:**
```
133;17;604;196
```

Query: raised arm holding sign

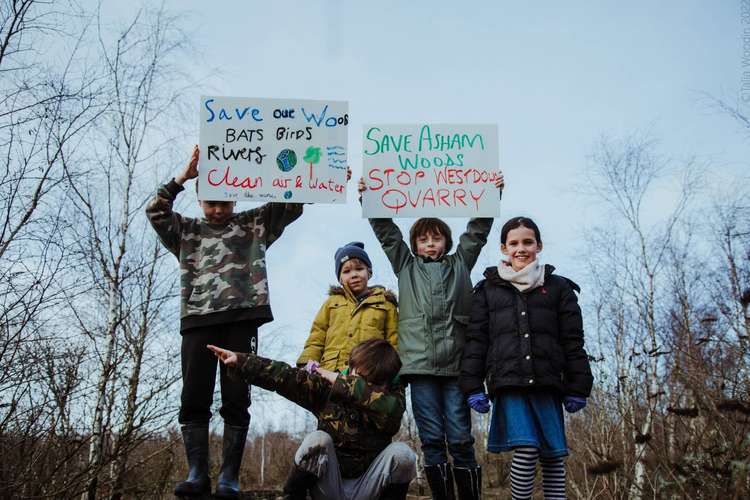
359;122;503;497
199;96;349;203
146;137;306;497
361;123;501;218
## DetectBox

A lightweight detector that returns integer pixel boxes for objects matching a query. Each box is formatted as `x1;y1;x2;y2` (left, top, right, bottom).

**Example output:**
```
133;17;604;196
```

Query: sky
94;1;750;431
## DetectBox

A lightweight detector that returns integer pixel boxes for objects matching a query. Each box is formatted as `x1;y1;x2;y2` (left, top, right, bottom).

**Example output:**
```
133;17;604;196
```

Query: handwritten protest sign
199;96;348;203
361;124;500;217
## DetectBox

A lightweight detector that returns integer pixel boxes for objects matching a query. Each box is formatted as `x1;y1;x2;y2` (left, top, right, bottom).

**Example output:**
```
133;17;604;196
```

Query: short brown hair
409;218;453;254
348;339;401;386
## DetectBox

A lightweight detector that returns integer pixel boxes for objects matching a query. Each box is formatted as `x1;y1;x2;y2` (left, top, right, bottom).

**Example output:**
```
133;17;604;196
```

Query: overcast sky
94;1;750;430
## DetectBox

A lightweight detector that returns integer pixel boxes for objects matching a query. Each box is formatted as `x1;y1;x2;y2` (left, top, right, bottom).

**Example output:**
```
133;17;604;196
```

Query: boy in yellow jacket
297;242;398;372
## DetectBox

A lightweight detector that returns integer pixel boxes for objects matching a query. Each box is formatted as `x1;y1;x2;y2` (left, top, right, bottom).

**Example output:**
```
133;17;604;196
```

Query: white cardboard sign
361;124;501;217
199;96;349;203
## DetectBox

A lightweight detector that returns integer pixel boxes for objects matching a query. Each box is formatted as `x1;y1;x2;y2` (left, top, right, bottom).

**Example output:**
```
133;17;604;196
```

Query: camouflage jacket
231;353;406;479
145;180;303;329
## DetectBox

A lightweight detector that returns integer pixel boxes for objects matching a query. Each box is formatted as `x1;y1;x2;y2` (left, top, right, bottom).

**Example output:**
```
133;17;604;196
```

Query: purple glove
303;360;320;374
563;395;587;413
467;392;491;413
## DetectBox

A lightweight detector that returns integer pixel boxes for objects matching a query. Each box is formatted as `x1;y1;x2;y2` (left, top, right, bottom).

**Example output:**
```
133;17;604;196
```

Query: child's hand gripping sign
199;96;349;204
361;123;502;217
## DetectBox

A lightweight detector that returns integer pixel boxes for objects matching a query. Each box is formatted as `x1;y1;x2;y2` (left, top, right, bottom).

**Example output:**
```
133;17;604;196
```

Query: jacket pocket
364;306;387;332
398;315;425;358
453;314;470;349
492;335;520;380
321;349;341;368
534;337;565;373
454;314;470;325
550;344;565;372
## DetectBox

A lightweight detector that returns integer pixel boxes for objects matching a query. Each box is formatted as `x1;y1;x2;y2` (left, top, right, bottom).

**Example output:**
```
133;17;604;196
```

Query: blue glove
467;392;491;413
563;395;587;413
303;360;320;374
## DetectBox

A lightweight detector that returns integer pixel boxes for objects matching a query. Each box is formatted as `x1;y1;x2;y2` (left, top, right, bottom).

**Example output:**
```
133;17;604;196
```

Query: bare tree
0;2;108;497
573;127;750;499
1;3;221;496
582;132;699;497
60;7;188;499
698;92;750;138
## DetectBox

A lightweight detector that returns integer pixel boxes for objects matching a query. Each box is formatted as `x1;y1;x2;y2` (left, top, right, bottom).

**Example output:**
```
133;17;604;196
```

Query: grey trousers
294;430;417;500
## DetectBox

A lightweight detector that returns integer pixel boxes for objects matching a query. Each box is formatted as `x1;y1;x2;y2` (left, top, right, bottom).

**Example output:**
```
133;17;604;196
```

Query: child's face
501;226;543;272
199;200;235;225
339;258;370;295
415;230;447;259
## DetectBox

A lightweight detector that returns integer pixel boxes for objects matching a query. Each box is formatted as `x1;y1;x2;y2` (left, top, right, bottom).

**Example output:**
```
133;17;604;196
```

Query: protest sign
361;124;500;217
199;96;348;203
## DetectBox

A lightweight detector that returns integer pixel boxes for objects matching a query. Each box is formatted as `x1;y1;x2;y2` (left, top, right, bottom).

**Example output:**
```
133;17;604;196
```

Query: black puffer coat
459;265;593;398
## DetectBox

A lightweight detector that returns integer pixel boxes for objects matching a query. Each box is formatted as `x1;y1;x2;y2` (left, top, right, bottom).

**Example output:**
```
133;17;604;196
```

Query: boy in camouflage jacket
146;146;303;499
208;339;416;500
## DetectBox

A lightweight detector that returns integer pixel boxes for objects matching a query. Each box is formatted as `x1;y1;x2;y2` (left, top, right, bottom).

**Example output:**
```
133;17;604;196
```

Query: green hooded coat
369;217;493;376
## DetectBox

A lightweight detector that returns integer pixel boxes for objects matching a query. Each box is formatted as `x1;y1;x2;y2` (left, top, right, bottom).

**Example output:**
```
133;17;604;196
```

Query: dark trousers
178;321;258;426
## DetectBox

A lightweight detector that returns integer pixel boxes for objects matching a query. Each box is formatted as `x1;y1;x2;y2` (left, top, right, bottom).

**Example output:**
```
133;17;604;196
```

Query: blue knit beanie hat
334;242;372;280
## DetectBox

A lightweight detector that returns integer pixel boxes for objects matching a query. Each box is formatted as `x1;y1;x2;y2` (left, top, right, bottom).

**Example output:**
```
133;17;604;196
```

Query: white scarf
497;259;545;293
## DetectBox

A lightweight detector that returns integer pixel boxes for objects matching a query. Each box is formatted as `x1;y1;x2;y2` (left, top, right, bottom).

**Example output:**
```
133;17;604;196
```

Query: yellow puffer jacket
297;285;398;372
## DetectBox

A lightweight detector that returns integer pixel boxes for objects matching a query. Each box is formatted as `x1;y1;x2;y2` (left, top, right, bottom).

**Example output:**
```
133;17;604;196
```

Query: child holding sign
459;217;593;499
359;174;503;500
146;146;303;498
296;242;398;373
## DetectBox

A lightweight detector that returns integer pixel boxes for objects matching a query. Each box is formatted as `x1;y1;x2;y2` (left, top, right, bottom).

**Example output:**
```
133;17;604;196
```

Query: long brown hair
500;216;542;244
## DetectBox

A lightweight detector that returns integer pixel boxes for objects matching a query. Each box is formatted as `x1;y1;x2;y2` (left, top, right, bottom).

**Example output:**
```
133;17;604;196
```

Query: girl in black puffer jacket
459;217;593;500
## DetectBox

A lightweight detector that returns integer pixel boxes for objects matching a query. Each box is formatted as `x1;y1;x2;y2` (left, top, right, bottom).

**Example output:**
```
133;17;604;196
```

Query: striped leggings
510;447;566;499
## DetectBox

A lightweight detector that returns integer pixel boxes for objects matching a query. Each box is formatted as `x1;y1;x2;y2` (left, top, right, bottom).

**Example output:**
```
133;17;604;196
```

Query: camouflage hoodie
231;353;406;479
146;180;303;330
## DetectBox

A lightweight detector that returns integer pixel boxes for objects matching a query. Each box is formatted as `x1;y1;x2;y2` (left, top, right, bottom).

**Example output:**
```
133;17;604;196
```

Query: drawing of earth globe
276;149;297;172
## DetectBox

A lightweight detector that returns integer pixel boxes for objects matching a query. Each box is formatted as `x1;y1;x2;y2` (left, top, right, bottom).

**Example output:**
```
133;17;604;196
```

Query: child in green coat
358;174;503;500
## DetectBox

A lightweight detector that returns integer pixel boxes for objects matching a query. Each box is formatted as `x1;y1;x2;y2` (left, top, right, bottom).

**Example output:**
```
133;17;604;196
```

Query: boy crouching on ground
207;339;416;500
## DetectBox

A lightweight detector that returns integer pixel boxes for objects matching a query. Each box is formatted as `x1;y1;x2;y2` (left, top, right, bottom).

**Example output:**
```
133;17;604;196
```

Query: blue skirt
487;389;568;458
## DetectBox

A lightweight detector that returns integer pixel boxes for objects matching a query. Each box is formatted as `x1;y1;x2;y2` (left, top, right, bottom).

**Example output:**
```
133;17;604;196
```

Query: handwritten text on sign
199;96;348;203
361;124;500;217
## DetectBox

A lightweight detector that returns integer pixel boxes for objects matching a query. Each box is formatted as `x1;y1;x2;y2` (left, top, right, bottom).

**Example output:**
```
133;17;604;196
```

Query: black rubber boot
282;464;319;500
453;465;482;500
379;481;410;500
424;463;455;500
214;424;248;499
174;423;210;497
